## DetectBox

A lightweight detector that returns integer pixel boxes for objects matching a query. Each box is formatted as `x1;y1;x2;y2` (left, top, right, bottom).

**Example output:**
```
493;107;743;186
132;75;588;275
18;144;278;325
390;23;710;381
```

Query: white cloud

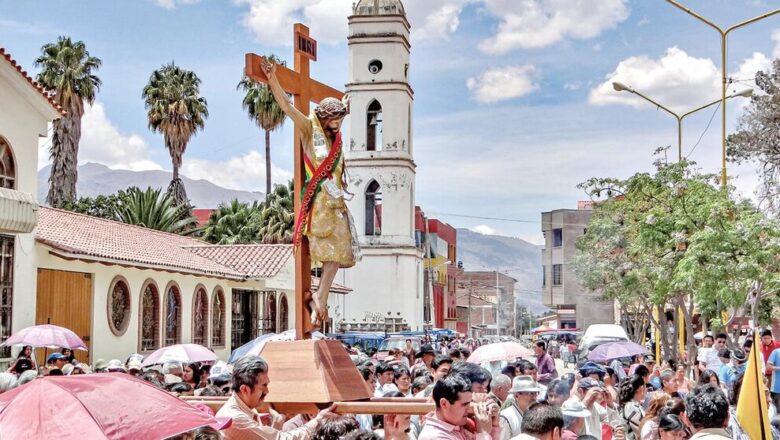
772;30;780;60
466;65;539;103
564;81;582;91
471;224;499;235
153;0;200;9
589;47;766;113
478;0;629;54
181;150;293;192
405;1;473;41
37;102;162;172
232;0;351;45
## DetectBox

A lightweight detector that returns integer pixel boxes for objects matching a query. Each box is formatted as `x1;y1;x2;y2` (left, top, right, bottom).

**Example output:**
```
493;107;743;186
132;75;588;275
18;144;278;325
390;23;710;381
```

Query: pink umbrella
0;373;220;439
2;324;87;350
142;343;217;366
467;342;534;364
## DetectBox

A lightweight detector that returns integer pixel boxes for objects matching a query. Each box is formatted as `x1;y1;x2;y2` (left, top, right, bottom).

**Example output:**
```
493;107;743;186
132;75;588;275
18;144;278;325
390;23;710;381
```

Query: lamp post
612;81;752;162
664;0;780;187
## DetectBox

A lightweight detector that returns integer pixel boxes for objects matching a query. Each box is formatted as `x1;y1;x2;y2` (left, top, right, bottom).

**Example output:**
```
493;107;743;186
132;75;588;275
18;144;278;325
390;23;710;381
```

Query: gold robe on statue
301;114;359;268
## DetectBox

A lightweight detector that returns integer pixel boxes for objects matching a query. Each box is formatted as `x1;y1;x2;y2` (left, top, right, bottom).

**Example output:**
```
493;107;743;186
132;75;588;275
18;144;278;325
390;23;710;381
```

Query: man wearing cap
572;378;607;440
45;353;68;375
560;398;591;440
217;355;336;440
499;375;542;440
714;349;734;386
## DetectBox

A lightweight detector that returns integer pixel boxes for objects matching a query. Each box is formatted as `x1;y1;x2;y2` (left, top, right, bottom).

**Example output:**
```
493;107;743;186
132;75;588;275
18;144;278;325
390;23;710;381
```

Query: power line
686;101;720;159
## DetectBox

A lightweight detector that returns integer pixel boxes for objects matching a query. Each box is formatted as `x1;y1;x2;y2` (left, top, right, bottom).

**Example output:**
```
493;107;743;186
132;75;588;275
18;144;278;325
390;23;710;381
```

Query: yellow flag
736;330;772;439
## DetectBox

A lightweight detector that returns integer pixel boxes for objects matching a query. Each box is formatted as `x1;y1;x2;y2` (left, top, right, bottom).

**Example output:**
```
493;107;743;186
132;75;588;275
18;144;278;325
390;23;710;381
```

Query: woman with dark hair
182;363;200;388
619;375;647;438
60;348;75;364
657;414;686;440
312;415;360;440
393;367;412;397
7;345;35;375
697;369;719;386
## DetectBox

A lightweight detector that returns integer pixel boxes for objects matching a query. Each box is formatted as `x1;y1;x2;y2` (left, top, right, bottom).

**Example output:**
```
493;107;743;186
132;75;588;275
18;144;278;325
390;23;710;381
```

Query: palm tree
237;54;289;195
258;181;294;244
142;62;208;206
200;199;262;245
34;36;102;207
114;186;195;233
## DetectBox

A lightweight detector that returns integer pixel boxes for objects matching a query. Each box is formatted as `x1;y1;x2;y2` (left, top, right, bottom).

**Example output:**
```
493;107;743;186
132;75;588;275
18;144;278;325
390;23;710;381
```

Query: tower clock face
368;59;383;74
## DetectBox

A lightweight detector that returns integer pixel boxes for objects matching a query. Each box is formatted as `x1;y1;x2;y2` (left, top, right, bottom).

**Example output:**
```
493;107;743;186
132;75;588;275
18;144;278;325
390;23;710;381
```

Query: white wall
0;65;55;355
34;247;266;362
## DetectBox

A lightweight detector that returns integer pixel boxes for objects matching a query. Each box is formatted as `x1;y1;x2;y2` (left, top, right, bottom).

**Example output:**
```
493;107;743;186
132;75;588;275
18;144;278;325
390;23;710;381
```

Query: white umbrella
141;344;217;366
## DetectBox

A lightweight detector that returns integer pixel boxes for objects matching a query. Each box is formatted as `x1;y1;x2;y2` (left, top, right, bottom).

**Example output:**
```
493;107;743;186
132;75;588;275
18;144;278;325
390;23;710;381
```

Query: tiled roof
0;47;65;116
35;208;354;292
36;207;244;280
184;244;293;279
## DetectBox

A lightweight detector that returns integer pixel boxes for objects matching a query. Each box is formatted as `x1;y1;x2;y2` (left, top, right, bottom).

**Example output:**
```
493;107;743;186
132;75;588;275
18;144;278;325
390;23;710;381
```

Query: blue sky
2;0;780;244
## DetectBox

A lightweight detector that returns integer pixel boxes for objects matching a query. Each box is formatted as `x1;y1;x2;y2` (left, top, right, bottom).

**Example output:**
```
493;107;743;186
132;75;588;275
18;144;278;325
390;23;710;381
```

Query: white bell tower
334;0;425;331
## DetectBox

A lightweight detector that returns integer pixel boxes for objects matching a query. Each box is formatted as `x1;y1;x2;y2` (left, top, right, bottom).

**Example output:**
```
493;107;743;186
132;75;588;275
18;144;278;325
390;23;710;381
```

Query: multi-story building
422;217;457;330
454;270;517;337
540;202;615;329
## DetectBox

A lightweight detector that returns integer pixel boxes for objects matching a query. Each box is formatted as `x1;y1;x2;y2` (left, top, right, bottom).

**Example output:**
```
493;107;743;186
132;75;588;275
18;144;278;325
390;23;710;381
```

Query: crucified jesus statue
263;60;361;327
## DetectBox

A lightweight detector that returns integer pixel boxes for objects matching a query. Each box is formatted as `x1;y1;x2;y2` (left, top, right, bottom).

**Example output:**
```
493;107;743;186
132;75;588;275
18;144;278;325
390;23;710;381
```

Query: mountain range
37;163;546;312
36;163;264;208
456;228;546;314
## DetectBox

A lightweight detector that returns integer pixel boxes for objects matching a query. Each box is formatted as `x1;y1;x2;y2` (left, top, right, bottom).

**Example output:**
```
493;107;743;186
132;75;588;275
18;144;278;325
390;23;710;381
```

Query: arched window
107;276;131;336
164;283;181;346
365;180;382;236
279;294;289;332
265;293;277;334
366;100;383;151
211;288;225;347
192;286;208;345
140;281;160;352
0;137;15;189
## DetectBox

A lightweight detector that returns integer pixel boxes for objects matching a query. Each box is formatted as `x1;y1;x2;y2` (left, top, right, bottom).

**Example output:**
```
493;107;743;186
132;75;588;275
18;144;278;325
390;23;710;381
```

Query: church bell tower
335;0;425;331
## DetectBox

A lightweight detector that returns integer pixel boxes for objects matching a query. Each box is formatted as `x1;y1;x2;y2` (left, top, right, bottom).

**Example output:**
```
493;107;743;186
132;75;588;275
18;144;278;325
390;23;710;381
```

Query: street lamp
612;81;752;162
664;0;780;187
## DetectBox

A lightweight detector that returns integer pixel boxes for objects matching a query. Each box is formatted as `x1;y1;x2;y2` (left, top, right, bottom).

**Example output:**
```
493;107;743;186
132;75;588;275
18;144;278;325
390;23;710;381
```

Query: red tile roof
0;47;65;116
185;244;292;279
36;207;244;279
35;208;353;292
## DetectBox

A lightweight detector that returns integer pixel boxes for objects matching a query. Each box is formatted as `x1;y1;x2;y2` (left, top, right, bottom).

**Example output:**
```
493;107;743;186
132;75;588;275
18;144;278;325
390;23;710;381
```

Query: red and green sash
293;128;342;250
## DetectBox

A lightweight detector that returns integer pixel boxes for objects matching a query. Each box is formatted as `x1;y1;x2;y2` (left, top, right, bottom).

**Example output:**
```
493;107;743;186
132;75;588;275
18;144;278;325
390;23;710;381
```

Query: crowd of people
0;330;778;440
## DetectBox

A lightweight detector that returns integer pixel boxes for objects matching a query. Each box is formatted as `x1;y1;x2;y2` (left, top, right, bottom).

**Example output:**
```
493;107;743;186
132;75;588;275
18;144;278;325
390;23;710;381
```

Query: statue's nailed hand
262;59;277;78
341;94;351;113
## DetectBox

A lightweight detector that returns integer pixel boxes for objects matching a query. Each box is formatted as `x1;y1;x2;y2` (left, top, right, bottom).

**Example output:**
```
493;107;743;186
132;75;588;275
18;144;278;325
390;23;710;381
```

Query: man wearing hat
499;375;542;440
572;378;607;440
560;398;592;440
578;362;606;382
412;344;437;377
45;353;68;375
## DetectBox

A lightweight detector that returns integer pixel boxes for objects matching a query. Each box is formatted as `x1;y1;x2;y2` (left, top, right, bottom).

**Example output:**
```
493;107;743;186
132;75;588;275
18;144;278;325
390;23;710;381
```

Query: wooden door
36;269;93;364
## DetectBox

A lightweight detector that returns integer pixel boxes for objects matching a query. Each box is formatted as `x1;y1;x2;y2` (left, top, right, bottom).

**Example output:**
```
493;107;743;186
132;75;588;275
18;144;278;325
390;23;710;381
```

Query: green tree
237;54;289;195
258;181;294;244
573;160;780;360
61;193;122;219
142;62;208;206
113;186;195;233
200;200;261;245
34;36;102;207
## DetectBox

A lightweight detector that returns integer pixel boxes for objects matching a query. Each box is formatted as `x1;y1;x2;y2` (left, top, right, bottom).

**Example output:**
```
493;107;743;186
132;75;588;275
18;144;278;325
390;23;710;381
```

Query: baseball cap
127;359;143;372
561;398;592;417
47;353;66;364
578;378;605;391
578;361;606;378
208;361;232;381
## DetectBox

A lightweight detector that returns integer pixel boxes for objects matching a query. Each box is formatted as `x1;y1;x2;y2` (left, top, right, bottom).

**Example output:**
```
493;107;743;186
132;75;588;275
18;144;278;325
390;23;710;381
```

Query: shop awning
0;188;37;233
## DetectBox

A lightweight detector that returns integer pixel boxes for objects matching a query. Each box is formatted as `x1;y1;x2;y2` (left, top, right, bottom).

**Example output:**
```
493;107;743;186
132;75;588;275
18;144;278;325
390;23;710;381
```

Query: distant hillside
37;163;264;208
456;228;547;314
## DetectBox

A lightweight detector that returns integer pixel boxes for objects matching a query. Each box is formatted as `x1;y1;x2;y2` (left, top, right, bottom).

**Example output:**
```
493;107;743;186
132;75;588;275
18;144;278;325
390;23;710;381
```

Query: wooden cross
244;24;344;340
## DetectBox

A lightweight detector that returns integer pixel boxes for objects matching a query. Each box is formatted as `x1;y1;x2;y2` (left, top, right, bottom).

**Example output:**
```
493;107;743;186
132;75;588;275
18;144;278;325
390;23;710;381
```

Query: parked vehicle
374;336;421;361
577;324;630;366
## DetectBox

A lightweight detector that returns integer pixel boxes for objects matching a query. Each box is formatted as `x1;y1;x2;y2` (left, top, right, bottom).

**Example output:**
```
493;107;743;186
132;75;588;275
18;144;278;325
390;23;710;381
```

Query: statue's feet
309;291;329;327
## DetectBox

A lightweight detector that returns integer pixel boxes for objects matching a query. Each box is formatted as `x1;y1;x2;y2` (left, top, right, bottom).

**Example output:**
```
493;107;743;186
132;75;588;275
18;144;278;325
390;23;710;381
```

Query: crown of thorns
315;97;349;120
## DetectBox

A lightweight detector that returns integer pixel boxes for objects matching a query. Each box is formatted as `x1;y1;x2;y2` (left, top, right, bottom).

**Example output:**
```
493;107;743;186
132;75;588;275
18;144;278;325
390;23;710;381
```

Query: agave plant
113;187;195;233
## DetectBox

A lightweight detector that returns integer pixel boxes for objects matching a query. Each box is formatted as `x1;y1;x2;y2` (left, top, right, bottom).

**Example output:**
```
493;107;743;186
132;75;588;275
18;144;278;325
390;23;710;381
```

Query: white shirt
705;348;723;370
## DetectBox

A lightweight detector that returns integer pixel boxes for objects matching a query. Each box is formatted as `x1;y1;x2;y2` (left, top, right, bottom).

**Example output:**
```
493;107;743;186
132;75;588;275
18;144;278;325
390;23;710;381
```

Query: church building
332;0;427;332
